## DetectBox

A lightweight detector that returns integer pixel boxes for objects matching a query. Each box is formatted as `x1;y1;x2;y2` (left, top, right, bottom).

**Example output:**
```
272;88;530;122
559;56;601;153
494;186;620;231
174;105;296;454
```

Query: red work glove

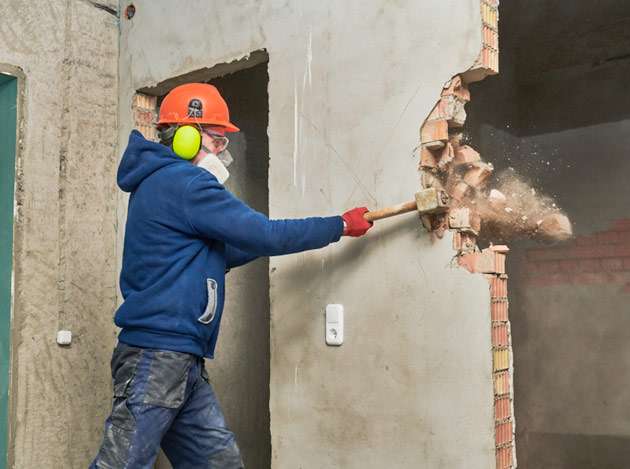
342;207;373;237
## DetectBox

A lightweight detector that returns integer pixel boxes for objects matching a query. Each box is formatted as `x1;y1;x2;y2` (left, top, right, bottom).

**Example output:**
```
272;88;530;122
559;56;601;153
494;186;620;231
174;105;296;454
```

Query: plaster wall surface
0;1;119;467
119;1;495;467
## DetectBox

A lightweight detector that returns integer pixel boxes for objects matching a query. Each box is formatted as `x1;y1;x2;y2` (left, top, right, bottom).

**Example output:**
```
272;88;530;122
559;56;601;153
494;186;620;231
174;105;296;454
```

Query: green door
0;73;17;469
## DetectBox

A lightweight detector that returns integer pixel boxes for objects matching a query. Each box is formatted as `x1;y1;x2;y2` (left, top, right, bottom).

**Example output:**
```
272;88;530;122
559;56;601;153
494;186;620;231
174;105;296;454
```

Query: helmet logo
187;99;203;118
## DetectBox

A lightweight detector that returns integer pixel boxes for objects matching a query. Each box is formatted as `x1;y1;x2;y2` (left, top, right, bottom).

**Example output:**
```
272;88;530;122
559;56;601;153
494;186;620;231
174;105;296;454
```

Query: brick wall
419;0;513;467
458;246;516;468
524;219;630;293
132;93;158;141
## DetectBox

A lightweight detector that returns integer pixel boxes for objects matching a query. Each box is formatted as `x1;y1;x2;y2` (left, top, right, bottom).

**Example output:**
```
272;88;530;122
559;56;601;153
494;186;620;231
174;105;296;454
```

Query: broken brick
463;161;494;188
459;247;505;274
420;146;439;169
421;171;445;192
427;96;466;127
453;145;481;165
453;231;477;252
470;210;482;234
434;95;467;128
441;75;471;102
450;181;472;202
420;119;448;149
436;143;455;171
448;207;471;230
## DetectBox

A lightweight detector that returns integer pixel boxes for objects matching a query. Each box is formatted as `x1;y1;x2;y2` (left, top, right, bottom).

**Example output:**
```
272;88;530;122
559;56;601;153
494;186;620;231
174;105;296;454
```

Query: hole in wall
124;4;135;20
467;1;630;467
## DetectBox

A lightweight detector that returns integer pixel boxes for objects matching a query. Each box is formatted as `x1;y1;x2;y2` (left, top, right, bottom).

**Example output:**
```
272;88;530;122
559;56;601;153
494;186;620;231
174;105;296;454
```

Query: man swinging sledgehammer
90;83;372;469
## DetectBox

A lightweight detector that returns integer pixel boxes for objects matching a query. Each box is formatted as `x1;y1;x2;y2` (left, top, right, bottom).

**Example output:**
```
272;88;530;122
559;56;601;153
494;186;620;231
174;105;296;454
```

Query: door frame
0;63;25;469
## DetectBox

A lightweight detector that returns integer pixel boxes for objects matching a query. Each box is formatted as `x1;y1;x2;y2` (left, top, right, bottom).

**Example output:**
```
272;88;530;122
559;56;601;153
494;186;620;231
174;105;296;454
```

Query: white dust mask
196;153;230;184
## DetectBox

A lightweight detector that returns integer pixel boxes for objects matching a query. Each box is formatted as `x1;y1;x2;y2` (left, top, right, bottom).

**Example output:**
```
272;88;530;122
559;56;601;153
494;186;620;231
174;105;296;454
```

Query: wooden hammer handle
363;200;417;222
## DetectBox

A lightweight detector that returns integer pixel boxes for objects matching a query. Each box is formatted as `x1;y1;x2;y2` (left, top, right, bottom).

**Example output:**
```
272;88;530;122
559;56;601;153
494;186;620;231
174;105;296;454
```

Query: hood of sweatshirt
117;130;184;193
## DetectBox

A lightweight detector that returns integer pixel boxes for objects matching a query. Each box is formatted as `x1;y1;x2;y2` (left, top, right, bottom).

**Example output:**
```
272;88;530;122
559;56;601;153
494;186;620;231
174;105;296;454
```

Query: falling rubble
418;74;573;256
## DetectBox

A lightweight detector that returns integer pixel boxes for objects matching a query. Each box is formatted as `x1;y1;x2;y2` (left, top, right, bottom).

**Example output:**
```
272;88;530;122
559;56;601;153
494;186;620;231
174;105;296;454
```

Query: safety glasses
201;128;229;153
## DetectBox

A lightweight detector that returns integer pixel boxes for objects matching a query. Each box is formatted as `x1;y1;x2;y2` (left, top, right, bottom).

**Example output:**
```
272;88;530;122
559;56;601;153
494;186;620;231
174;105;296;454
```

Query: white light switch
326;304;344;346
56;330;72;346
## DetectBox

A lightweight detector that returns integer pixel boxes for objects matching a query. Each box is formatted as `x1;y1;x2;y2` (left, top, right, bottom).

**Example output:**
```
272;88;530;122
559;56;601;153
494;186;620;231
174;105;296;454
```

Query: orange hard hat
157;83;240;132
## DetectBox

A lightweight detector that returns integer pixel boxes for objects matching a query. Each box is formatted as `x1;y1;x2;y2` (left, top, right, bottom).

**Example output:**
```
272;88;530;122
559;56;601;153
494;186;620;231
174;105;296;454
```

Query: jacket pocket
198;278;218;324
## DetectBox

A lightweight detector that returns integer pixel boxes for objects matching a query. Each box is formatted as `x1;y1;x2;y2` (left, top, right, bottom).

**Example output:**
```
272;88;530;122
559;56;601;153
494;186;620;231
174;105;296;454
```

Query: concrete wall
119;1;497;467
0;1;119;467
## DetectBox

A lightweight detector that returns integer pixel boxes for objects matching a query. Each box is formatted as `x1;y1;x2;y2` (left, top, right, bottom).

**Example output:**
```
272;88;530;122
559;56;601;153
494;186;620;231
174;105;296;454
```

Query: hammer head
415;187;450;215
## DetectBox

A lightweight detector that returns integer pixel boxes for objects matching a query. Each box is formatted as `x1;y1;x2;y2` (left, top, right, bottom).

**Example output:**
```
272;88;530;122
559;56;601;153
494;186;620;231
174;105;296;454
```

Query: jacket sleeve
183;172;344;257
225;244;259;269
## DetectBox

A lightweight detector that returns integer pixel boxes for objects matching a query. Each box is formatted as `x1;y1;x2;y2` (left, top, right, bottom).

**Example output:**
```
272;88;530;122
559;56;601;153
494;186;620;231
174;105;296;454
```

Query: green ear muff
172;125;201;160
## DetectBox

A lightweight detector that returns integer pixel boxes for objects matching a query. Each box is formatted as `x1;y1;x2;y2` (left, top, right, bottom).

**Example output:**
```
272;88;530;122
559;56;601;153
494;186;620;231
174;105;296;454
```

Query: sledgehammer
363;187;450;222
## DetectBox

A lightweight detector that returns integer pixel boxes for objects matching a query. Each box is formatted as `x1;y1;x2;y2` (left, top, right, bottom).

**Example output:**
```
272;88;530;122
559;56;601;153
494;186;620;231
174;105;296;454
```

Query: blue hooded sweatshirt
116;131;344;358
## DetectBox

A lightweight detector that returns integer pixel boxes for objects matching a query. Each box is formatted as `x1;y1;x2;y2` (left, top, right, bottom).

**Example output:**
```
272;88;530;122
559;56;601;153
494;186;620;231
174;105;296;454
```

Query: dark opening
152;55;271;469
468;2;630;468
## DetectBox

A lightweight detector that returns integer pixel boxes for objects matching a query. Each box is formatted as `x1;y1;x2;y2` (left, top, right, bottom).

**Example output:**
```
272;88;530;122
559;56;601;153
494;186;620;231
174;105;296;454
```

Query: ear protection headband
160;125;202;160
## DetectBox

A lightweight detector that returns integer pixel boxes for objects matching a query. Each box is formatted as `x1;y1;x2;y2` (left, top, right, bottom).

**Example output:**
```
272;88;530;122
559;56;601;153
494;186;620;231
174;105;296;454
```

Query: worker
90;83;372;468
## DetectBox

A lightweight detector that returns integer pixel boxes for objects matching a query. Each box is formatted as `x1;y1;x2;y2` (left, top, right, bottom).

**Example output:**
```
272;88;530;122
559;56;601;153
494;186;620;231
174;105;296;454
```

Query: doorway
145;55;271;469
0;72;18;469
467;1;630;467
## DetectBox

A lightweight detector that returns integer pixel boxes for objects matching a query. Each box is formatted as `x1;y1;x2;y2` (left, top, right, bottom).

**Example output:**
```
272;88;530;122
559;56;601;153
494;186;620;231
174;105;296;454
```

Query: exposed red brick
463;161;494;188
524;273;570;287
494;396;511;421
623;258;630;270
527;244;630;262
453;145;481;165
602;258;624;272
489;275;508;298
496;445;513;469
495;421;512;446
491;300;508;321
576;235;596;246
453;231;477;252
612;219;630;232
535;260;561;273
494;371;510;396
420;119;448;149
470;210;482;234
436;143;455;170
623;283;630;294
578;259;601;273
492;323;509;347
558;259;580;273
441;75;471;102
597;231;620;244
570;272;609;285
459;248;505;274
420;146;439;169
449;207;471;230
426;98;450;122
450;181;471;202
